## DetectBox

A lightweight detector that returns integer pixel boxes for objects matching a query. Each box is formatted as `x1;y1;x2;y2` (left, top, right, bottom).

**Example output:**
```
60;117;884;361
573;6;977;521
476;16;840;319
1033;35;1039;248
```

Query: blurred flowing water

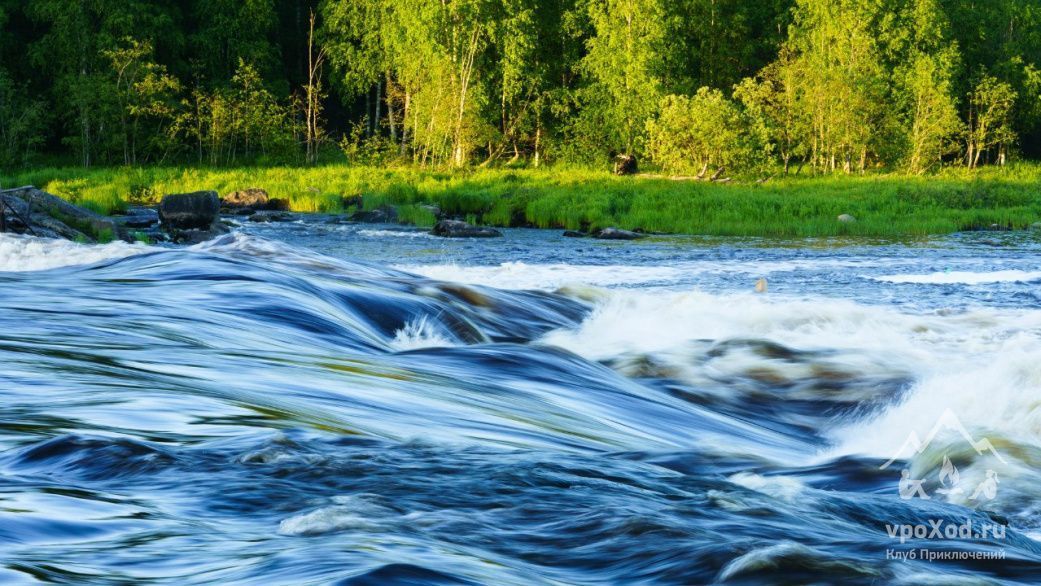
3;220;1041;584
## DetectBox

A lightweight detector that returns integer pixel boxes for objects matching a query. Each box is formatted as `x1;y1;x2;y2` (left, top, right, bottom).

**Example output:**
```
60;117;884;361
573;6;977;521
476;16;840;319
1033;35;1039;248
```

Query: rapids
2;221;1041;584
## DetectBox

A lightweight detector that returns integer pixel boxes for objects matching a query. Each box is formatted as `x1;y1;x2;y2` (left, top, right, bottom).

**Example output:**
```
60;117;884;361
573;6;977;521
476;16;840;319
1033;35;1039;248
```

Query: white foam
397;262;688;290
874;270;1041;285
357;229;437;240
391;317;457;351
399;258;914;291
0;234;146;272
278;494;390;536
536;287;1041;463
541;290;945;365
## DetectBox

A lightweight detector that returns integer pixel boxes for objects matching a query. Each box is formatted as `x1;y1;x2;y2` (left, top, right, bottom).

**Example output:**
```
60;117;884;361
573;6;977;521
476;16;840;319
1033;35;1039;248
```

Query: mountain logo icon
880;409;1006;502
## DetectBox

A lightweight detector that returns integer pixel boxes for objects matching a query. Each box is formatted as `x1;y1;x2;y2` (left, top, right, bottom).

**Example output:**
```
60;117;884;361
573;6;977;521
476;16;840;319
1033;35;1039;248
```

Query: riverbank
3;164;1041;237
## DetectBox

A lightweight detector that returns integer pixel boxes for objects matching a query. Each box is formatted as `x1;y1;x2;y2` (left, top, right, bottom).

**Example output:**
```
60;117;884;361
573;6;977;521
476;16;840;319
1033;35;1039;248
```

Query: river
2;219;1041;584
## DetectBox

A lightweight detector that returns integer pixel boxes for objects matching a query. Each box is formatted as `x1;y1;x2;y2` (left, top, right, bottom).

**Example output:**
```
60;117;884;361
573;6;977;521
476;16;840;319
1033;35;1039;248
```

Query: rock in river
593;227;645;240
118;207;160;229
431;219;503;238
159;191;220;230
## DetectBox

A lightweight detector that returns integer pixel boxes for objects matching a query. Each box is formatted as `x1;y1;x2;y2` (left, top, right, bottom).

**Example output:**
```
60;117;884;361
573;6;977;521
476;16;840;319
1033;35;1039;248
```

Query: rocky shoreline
0;185;655;245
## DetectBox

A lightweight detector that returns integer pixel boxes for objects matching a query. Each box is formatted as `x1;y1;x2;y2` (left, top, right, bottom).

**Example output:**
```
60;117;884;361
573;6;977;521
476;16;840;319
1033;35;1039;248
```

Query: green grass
3;163;1041;237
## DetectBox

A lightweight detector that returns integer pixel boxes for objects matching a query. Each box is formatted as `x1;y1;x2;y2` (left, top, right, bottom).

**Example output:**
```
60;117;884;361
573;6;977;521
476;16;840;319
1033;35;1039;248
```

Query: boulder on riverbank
223;188;269;210
593;227;645;240
837;214;856;223
431;219;503;238
1;186;118;242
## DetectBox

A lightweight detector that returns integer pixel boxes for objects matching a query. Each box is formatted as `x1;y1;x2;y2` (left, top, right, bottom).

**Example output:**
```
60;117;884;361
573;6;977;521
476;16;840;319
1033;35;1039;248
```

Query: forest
0;0;1039;176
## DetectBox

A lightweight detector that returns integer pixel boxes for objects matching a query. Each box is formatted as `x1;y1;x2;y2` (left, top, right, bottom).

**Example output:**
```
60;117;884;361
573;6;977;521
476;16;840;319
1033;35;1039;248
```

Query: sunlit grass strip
3;164;1040;237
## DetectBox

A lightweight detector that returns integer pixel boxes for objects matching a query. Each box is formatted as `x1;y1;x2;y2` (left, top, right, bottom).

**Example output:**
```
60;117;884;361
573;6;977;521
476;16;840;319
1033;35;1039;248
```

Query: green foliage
5;163;1041;237
647;89;758;174
579;0;665;155
0;70;47;166
1;0;1040;173
966;74;1017;169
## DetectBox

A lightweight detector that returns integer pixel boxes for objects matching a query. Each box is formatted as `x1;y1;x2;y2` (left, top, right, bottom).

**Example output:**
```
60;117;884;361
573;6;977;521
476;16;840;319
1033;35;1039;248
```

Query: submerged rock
431;219;503;238
159;191;220;230
249;211;295;223
593;227;645;240
563;230;588;238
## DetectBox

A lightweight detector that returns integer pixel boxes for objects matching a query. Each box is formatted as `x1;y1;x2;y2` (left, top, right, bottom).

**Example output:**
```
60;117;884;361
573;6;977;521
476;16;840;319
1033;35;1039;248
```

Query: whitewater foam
357;229;438;240
0;234;147;272
391;317;458;351
875;270;1041;285
399;258;917;292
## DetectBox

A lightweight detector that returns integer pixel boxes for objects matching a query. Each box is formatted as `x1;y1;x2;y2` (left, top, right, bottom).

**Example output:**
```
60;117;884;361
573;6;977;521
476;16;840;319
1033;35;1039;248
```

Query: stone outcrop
431;219;503;238
1;186;118;242
593;227;645;240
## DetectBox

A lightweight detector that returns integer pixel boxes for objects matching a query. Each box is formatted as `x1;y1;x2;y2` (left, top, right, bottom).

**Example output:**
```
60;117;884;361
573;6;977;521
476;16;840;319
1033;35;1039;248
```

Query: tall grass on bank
3;164;1040;237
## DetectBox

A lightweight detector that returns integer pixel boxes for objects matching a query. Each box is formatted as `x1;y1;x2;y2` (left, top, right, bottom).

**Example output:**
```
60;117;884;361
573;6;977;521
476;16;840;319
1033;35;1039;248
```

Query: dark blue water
3;223;1041;584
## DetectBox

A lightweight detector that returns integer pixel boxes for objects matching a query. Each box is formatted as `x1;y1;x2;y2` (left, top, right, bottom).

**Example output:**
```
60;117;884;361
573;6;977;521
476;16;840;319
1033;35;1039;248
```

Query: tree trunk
374;79;382;136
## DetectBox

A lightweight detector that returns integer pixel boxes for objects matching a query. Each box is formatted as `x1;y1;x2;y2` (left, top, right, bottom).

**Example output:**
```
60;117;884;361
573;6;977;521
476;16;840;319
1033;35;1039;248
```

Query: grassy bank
3;164;1041;237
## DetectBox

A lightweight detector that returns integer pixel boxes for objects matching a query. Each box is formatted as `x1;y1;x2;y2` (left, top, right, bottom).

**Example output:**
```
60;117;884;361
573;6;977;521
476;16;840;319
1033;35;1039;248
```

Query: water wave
4;231;1041;583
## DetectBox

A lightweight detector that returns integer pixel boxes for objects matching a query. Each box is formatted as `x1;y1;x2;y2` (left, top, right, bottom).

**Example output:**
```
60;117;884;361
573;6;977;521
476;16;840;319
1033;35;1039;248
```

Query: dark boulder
563;230;589;238
350;205;398;223
222;188;269;209
2;186;117;242
159;191;220;230
265;198;291;212
613;154;638;176
118;207;160;228
29;213;89;240
594;227;645;240
249;211;295;223
431;219;503;238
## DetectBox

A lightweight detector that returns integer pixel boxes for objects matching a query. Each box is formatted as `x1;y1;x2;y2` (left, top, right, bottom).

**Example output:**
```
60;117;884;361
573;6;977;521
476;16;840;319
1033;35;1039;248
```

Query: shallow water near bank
2;221;1041;584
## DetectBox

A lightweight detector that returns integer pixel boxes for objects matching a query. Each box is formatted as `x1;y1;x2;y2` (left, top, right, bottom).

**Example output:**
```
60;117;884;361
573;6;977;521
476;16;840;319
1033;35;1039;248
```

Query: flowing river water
3;219;1041;584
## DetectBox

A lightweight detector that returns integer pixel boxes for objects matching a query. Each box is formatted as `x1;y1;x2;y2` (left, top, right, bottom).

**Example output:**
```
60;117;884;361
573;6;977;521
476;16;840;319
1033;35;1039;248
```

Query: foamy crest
0;234;147;272
541;288;1041;460
875;270;1041;285
357;228;437;240
397;262;688;290
391;317;457;351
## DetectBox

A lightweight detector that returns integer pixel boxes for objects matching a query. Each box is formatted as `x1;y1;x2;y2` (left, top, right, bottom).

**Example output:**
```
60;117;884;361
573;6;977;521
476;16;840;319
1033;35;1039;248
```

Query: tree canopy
0;0;1038;172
